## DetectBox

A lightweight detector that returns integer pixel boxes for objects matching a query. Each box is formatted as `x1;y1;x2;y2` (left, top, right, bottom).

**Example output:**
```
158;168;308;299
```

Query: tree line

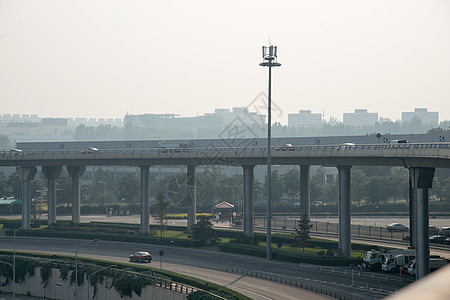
1;165;450;212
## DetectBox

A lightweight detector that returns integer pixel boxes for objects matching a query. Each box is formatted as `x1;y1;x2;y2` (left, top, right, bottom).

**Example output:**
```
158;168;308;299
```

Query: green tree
196;170;222;207
282;169;299;204
56;171;72;206
0;135;12;149
152;193;170;237
263;171;283;203
351;167;368;205
310;169;325;203
190;215;219;245
217;175;243;205
0;178;10;197
293;213;313;254
117;173;140;204
7;173;21;199
366;175;390;205
156;174;188;207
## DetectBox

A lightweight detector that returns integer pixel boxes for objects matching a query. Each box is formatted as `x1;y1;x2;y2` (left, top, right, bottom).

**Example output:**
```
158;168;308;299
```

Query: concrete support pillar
300;165;310;219
243;165;255;237
42;166;62;225
187;165;197;230
411;167;435;280
140;166;150;234
66;166;86;224
17;167;37;229
408;169;416;249
337;165;352;258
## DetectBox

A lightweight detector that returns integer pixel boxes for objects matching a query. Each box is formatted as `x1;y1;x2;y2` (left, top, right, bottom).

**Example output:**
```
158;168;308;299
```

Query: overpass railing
4;142;450;158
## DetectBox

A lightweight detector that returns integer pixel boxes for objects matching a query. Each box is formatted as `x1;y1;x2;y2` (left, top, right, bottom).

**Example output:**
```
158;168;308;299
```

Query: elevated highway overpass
1;136;450;280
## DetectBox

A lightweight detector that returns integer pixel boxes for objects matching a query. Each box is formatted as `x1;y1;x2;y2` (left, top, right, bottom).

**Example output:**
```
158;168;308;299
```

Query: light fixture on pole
87;265;116;300
259;44;281;260
75;239;99;300
99;181;107;215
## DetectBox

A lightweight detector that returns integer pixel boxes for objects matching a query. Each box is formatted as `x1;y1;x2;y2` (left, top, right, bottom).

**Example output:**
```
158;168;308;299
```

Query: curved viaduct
3;138;450;280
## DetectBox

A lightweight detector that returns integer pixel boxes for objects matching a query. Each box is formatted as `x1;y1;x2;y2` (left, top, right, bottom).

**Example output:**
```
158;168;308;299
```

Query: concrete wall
0;267;187;300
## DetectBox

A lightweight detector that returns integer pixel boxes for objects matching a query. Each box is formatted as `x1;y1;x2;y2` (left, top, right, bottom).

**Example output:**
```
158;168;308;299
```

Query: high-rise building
288;110;322;127
343;109;378;126
402;108;438;126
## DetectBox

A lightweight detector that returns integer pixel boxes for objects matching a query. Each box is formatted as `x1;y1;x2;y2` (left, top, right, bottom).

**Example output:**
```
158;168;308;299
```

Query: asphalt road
0;236;412;300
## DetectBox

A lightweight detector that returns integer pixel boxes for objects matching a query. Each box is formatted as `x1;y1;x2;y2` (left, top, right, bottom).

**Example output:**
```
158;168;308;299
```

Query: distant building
288;110;322;127
0;114;123;141
124;107;266;131
343;109;378;126
402;108;438;126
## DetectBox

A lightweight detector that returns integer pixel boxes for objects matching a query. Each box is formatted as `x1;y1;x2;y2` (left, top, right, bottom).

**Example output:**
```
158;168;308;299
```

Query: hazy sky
1;0;450;124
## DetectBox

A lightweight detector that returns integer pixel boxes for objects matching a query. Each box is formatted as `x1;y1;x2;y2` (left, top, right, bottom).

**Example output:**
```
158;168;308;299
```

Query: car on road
386;223;409;232
129;251;152;263
429;235;448;244
81;147;100;154
429;225;440;235
439;227;450;236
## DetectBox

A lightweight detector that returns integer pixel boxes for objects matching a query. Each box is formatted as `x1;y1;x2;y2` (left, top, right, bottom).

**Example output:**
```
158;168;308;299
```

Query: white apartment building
402;108;439;126
343;109;378;126
288;110;322;127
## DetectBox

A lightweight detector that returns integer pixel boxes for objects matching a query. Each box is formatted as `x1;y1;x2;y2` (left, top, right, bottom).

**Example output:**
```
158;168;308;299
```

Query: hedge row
6;229;204;248
219;243;363;266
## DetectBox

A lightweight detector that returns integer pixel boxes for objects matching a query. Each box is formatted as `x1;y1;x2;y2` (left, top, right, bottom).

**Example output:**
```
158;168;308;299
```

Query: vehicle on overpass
81;147;100;154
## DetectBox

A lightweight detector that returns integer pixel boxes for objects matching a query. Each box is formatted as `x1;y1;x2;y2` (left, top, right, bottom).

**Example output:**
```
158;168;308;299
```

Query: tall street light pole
75;239;98;300
99;181;107;215
260;44;281;260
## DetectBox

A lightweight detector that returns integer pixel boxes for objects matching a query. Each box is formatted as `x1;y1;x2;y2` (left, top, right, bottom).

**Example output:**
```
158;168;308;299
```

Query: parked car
129;251;152;263
429;225;440;235
439;227;450;236
443;238;450;245
429;235;448;244
386;223;409;232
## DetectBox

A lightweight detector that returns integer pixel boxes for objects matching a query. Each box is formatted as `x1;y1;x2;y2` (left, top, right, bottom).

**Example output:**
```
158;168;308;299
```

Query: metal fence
253;217;409;241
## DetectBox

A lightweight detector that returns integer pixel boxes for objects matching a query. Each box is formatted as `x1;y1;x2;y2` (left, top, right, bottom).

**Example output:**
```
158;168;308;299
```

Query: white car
386;223;409;232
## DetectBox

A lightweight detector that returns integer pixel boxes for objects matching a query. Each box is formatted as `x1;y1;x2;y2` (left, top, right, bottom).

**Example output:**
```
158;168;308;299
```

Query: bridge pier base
338;165;351;258
243;165;255;237
42;166;62;225
140;166;150;234
187;165;196;230
411;167;434;280
17;167;37;229
67;166;86;224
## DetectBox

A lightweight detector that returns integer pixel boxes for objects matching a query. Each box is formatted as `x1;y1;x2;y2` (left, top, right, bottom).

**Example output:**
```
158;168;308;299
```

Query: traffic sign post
159;250;164;269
